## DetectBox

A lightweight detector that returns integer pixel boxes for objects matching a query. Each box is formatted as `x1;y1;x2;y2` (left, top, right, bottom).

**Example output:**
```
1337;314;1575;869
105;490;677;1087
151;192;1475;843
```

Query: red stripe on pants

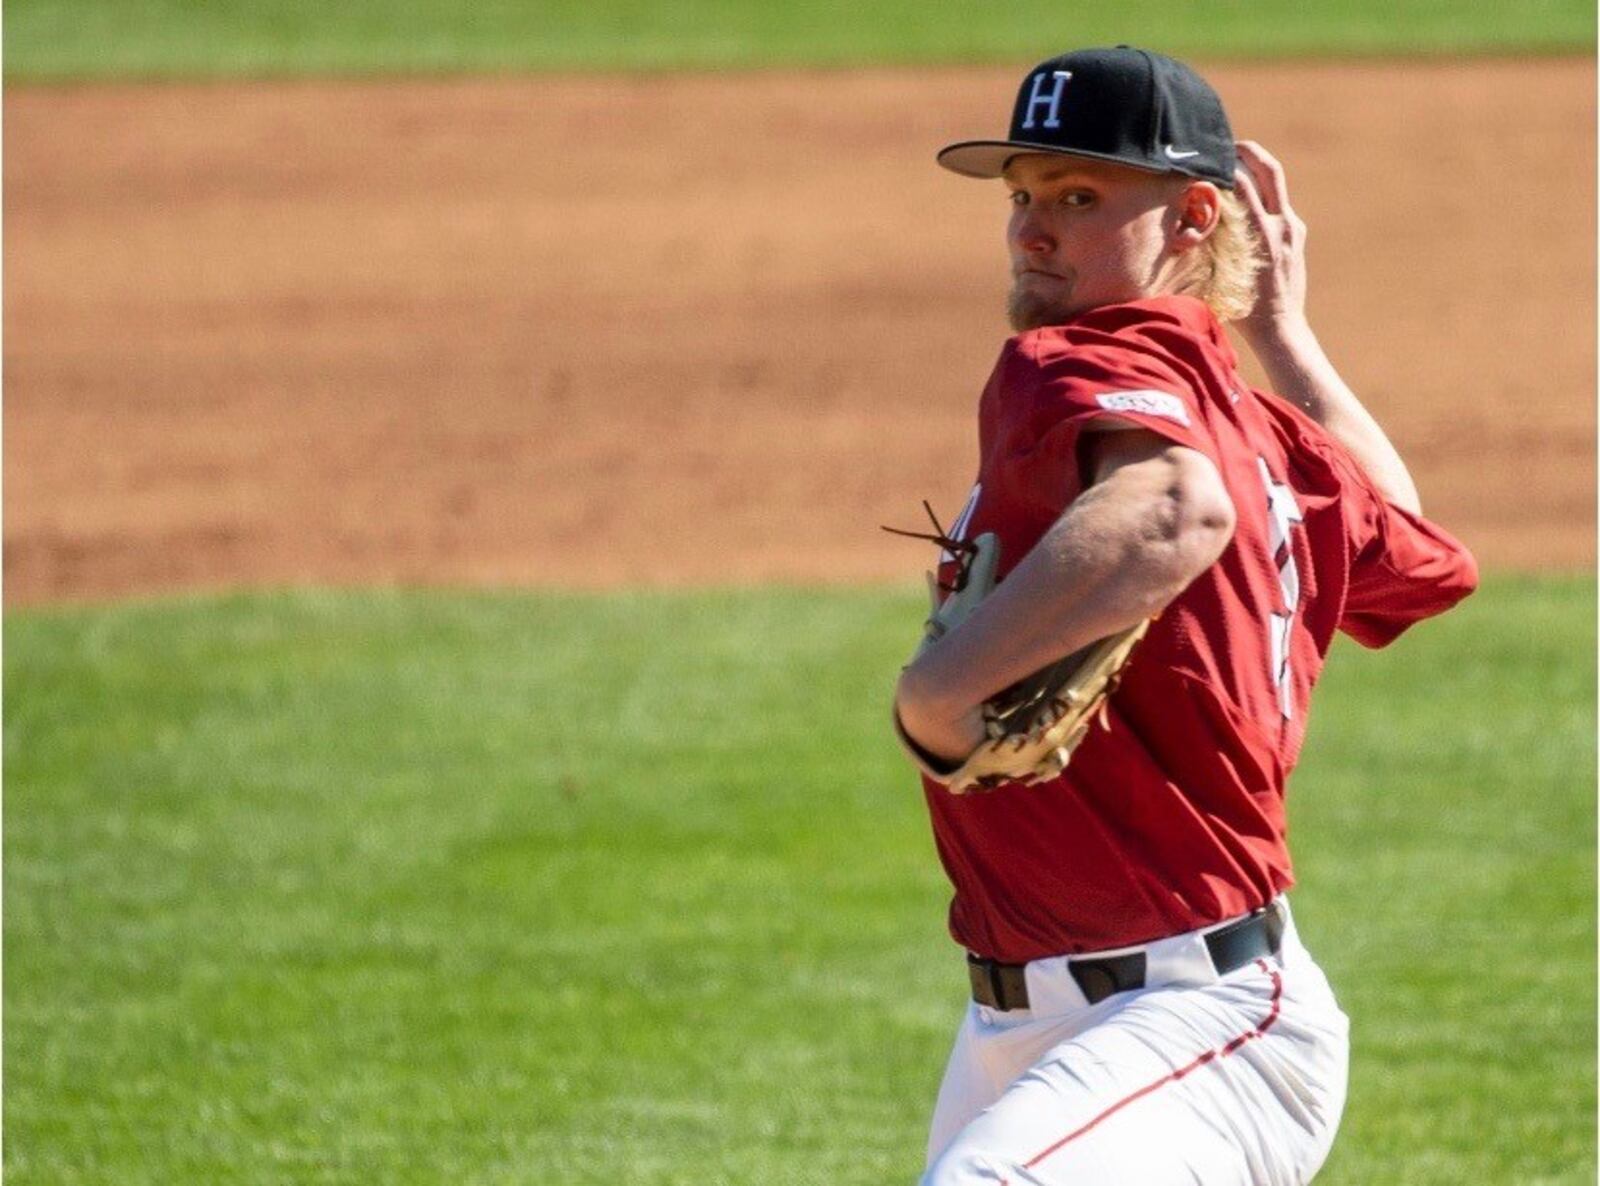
1004;958;1285;1181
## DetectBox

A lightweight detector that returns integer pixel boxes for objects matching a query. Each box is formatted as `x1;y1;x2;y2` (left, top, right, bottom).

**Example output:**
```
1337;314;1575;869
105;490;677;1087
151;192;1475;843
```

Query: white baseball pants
922;902;1349;1186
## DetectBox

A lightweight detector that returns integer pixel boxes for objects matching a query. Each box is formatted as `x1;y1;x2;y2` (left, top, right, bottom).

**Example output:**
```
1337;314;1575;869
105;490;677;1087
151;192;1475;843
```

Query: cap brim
936;140;1186;182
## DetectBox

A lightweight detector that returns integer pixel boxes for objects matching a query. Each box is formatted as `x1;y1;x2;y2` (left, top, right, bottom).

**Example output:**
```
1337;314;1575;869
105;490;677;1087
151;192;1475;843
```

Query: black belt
967;900;1287;1012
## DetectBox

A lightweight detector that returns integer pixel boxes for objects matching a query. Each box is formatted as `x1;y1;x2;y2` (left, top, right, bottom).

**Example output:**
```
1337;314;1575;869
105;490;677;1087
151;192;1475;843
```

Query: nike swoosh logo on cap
1164;146;1201;160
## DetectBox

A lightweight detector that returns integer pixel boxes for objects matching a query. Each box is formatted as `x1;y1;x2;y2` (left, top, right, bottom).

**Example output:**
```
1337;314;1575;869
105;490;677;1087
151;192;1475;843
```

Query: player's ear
1172;182;1221;251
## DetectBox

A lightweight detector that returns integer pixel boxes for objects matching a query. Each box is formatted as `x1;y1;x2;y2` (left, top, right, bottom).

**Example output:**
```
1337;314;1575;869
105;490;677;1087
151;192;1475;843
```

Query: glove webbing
881;500;979;594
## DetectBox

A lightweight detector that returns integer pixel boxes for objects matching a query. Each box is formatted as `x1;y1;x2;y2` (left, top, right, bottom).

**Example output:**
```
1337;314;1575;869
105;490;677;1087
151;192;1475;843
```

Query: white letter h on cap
1021;70;1073;130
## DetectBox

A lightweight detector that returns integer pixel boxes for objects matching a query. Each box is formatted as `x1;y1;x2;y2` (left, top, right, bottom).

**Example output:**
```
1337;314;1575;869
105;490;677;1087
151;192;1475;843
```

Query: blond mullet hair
1176;188;1262;324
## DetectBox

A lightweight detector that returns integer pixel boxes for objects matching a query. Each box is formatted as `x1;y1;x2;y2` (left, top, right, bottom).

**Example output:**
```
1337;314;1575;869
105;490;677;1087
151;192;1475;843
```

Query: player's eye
1007;190;1029;207
1059;191;1093;208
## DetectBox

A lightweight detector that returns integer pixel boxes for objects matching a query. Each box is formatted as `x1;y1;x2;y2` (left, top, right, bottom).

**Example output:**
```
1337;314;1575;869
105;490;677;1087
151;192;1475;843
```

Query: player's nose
1009;207;1055;255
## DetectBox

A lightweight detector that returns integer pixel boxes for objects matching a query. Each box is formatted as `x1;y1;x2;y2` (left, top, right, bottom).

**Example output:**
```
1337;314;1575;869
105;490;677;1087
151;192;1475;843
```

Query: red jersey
927;295;1477;962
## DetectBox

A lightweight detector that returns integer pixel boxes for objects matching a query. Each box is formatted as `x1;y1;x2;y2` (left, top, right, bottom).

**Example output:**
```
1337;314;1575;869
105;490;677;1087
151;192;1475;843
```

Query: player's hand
1232;141;1309;347
894;670;988;763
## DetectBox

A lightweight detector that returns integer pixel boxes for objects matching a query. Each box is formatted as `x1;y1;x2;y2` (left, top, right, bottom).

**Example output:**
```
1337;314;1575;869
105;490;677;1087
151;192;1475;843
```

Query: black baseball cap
937;47;1236;189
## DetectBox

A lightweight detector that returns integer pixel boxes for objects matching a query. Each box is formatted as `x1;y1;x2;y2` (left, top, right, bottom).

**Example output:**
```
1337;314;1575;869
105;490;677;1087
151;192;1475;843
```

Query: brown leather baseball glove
888;507;1150;795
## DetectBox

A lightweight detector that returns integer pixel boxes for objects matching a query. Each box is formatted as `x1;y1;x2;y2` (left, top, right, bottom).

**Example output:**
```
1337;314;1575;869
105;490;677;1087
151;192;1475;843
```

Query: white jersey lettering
1257;457;1305;719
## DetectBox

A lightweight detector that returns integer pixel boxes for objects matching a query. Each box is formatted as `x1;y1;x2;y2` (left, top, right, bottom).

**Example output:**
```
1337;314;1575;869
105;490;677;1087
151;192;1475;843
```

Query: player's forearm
1243;316;1422;514
898;455;1233;724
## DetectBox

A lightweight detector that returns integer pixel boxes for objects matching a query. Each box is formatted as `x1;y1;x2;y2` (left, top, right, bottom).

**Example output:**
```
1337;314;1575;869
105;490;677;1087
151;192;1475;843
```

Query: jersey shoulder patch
1094;389;1192;427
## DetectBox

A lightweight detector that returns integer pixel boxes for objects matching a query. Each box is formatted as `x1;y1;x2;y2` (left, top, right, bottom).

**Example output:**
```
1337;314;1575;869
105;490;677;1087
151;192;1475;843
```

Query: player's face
1003;154;1187;331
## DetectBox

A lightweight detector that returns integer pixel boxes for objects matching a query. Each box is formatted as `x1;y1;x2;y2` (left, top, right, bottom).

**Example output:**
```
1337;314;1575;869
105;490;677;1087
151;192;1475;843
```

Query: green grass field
5;576;1593;1183
5;0;1594;80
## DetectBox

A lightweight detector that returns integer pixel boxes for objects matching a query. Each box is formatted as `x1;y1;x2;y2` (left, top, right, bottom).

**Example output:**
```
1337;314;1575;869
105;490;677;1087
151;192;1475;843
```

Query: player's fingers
1235;141;1286;219
1235;163;1303;267
1242;144;1306;238
1236;140;1290;218
1234;145;1275;213
1233;165;1271;231
1234;141;1274;212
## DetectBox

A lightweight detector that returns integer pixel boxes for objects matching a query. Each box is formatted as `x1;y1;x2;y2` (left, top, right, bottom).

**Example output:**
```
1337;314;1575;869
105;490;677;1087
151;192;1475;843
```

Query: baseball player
891;47;1478;1184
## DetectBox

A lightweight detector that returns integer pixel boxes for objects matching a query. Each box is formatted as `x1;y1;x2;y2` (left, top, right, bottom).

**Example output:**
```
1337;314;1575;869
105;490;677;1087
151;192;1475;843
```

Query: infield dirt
5;59;1594;605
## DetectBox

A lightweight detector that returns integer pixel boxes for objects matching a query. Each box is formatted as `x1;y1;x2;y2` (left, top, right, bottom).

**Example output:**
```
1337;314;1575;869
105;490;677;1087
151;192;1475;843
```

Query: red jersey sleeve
1024;333;1220;506
1337;463;1479;648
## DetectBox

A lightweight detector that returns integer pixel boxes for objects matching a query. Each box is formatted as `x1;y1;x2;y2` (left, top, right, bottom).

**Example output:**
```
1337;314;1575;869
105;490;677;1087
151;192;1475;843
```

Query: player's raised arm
1230;140;1423;514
